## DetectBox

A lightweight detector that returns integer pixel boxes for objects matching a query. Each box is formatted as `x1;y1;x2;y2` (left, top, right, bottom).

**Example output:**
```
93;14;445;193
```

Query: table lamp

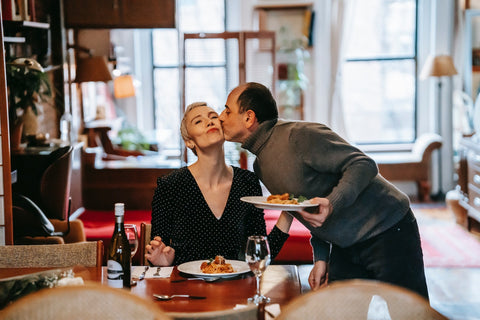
113;74;135;99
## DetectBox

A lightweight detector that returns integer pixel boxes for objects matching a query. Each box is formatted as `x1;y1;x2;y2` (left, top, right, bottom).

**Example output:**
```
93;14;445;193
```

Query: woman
145;102;292;266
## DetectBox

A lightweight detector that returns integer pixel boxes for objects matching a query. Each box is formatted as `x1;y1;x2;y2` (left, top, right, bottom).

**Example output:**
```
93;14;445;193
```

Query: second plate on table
177;260;250;279
240;196;319;211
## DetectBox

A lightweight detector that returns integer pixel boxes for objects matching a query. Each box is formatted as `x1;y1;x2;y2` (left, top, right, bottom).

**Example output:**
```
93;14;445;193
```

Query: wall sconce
113;74;135;98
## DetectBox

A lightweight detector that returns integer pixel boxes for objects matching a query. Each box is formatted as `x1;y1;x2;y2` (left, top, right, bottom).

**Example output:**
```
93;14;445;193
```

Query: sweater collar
242;119;277;155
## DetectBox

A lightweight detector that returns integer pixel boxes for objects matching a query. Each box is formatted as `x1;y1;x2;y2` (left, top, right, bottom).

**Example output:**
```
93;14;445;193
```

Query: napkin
367;295;392;320
234;303;280;319
132;266;173;279
56;277;84;287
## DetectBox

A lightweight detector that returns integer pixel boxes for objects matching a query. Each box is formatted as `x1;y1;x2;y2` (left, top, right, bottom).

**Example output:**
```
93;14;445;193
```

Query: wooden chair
139;222;152;266
0;241;104;268
167;305;258;320
0;282;171;320
367;133;443;201
277;279;447;320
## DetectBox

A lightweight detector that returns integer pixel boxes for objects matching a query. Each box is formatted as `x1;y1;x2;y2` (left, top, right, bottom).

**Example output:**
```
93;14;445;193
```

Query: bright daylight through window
343;0;417;145
152;0;226;160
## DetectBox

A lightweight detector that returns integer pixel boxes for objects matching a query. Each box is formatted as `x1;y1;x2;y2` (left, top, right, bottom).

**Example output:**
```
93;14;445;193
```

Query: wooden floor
297;203;480;320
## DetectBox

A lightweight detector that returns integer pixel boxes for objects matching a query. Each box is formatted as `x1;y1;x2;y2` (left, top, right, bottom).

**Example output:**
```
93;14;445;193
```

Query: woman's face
184;106;224;153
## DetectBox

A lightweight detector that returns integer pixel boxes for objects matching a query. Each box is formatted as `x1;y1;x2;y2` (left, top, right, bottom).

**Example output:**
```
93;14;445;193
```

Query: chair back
40;146;74;220
167;305;258;320
277;279;447;320
0;282;171;320
0;241;103;268
140;222;152;265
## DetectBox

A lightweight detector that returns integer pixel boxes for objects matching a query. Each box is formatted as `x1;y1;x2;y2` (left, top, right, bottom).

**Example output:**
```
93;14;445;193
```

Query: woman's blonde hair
180;102;208;155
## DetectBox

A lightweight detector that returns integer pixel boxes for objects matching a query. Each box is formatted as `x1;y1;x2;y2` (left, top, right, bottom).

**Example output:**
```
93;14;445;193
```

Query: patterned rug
419;223;480;268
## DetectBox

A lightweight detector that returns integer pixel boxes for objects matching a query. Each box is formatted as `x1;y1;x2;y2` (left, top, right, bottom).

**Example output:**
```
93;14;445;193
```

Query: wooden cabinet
64;0;176;28
458;137;480;230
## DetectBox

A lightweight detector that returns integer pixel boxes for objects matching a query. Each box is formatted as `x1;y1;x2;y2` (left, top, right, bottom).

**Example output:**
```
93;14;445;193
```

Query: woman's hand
145;236;175;266
298;197;332;228
308;260;328;290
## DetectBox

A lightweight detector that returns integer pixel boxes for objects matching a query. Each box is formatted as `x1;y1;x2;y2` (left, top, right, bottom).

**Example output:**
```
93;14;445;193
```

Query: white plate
240;196;319;211
177;260;251;278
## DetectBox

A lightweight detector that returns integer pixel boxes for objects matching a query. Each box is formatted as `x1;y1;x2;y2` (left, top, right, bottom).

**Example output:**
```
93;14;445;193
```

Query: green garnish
289;194;307;203
297;195;307;203
207;258;214;265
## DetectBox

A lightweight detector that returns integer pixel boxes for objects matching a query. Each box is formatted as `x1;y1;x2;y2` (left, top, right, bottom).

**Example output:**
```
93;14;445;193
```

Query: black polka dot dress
151;166;289;265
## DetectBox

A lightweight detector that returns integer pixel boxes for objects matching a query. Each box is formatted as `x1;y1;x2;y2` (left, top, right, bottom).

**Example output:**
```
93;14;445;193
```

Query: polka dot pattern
151;166;289;265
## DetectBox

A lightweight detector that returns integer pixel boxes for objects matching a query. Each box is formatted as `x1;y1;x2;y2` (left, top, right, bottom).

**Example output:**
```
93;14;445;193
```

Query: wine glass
124;224;139;258
245;235;271;305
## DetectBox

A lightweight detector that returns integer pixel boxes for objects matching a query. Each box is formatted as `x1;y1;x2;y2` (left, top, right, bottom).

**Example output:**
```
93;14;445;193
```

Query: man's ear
244;109;257;129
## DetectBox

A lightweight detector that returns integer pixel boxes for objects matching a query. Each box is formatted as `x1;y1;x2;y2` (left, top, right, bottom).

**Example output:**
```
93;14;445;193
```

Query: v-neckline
186;166;235;221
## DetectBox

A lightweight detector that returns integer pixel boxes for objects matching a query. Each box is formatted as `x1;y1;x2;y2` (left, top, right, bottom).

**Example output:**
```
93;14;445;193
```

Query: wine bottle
107;203;131;288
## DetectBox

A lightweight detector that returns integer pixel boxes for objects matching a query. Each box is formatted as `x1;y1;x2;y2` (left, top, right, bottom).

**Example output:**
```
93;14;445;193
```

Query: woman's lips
207;128;219;133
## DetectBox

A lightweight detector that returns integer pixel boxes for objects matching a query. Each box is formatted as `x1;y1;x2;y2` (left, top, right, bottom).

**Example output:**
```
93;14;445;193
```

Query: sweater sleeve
150;176;172;245
294;124;378;212
310;234;331;262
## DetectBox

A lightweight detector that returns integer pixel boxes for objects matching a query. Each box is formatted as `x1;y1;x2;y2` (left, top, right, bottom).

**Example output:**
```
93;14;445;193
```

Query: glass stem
256;275;261;297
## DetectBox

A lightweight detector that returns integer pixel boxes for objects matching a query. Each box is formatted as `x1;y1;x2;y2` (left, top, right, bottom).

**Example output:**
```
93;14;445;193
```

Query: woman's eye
195;120;202;125
211;115;218;119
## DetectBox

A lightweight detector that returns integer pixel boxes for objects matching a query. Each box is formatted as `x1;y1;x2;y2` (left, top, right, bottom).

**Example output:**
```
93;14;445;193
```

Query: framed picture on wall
254;3;314;50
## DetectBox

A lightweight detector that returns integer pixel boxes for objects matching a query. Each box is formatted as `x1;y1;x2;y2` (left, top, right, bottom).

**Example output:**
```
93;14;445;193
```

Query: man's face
219;87;249;143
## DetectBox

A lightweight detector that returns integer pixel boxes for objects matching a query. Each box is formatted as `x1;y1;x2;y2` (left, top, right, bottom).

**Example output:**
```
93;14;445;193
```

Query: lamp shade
113;75;136;98
74;56;113;83
420;55;458;79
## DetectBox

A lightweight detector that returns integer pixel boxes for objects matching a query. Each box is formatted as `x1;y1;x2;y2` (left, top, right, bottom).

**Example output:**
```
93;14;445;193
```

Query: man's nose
219;111;225;122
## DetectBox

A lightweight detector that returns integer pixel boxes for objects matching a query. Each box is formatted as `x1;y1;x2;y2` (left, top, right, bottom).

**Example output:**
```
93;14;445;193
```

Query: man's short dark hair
237;82;278;122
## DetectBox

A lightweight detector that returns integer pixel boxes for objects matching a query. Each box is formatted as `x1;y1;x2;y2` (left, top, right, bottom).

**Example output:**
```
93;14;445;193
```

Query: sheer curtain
313;0;355;141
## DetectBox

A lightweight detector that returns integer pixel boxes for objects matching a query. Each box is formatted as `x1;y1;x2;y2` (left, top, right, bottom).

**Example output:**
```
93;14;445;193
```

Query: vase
21;106;39;138
10;121;23;151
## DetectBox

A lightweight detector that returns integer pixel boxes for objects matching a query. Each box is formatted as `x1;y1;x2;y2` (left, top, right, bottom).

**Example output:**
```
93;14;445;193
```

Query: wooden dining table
0;264;302;314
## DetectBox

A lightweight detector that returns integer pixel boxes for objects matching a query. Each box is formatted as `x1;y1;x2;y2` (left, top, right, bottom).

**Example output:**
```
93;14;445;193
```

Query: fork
153;267;161;277
138;266;149;280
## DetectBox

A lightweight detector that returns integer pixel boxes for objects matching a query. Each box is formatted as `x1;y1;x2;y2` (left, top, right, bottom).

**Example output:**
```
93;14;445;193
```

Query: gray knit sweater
242;119;411;261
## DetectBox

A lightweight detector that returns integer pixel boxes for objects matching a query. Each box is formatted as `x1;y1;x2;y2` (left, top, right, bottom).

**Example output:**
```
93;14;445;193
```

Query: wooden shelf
4;37;25;43
3;20;50;30
254;2;313;10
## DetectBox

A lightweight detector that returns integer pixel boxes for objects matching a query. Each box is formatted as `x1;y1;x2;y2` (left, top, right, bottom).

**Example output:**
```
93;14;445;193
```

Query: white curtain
313;0;355;141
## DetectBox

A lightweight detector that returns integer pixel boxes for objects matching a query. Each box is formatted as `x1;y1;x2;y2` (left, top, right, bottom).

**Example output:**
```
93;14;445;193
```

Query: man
219;82;429;299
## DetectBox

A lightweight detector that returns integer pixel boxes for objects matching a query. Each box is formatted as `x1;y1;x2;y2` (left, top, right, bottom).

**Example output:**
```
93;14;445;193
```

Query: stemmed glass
124;224;139;259
245;235;271;305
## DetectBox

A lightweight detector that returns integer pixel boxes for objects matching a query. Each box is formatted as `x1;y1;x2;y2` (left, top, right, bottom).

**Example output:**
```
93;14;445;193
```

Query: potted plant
6;58;53;147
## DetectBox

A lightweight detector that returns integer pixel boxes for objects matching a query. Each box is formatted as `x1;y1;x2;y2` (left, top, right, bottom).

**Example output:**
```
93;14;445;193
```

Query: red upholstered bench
80;209;313;264
264;210;313;263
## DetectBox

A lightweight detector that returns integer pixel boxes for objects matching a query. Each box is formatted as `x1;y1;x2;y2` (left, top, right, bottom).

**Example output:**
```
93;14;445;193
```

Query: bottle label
107;260;124;288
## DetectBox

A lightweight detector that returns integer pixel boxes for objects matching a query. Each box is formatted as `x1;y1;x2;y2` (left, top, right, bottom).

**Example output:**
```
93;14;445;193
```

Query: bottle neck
115;215;124;230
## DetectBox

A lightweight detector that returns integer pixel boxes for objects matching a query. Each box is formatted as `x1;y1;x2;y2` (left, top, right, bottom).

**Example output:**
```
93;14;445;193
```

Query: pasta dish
266;193;299;205
200;256;235;274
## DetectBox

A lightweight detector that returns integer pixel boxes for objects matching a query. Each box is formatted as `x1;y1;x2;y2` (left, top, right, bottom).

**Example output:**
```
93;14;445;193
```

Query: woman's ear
185;139;195;150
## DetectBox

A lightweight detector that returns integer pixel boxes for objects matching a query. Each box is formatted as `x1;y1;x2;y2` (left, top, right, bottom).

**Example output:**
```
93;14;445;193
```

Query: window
152;0;226;154
342;0;417;145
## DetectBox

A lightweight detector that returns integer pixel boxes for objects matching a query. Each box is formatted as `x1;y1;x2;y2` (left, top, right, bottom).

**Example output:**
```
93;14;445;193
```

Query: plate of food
241;193;319;211
177;256;250;278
